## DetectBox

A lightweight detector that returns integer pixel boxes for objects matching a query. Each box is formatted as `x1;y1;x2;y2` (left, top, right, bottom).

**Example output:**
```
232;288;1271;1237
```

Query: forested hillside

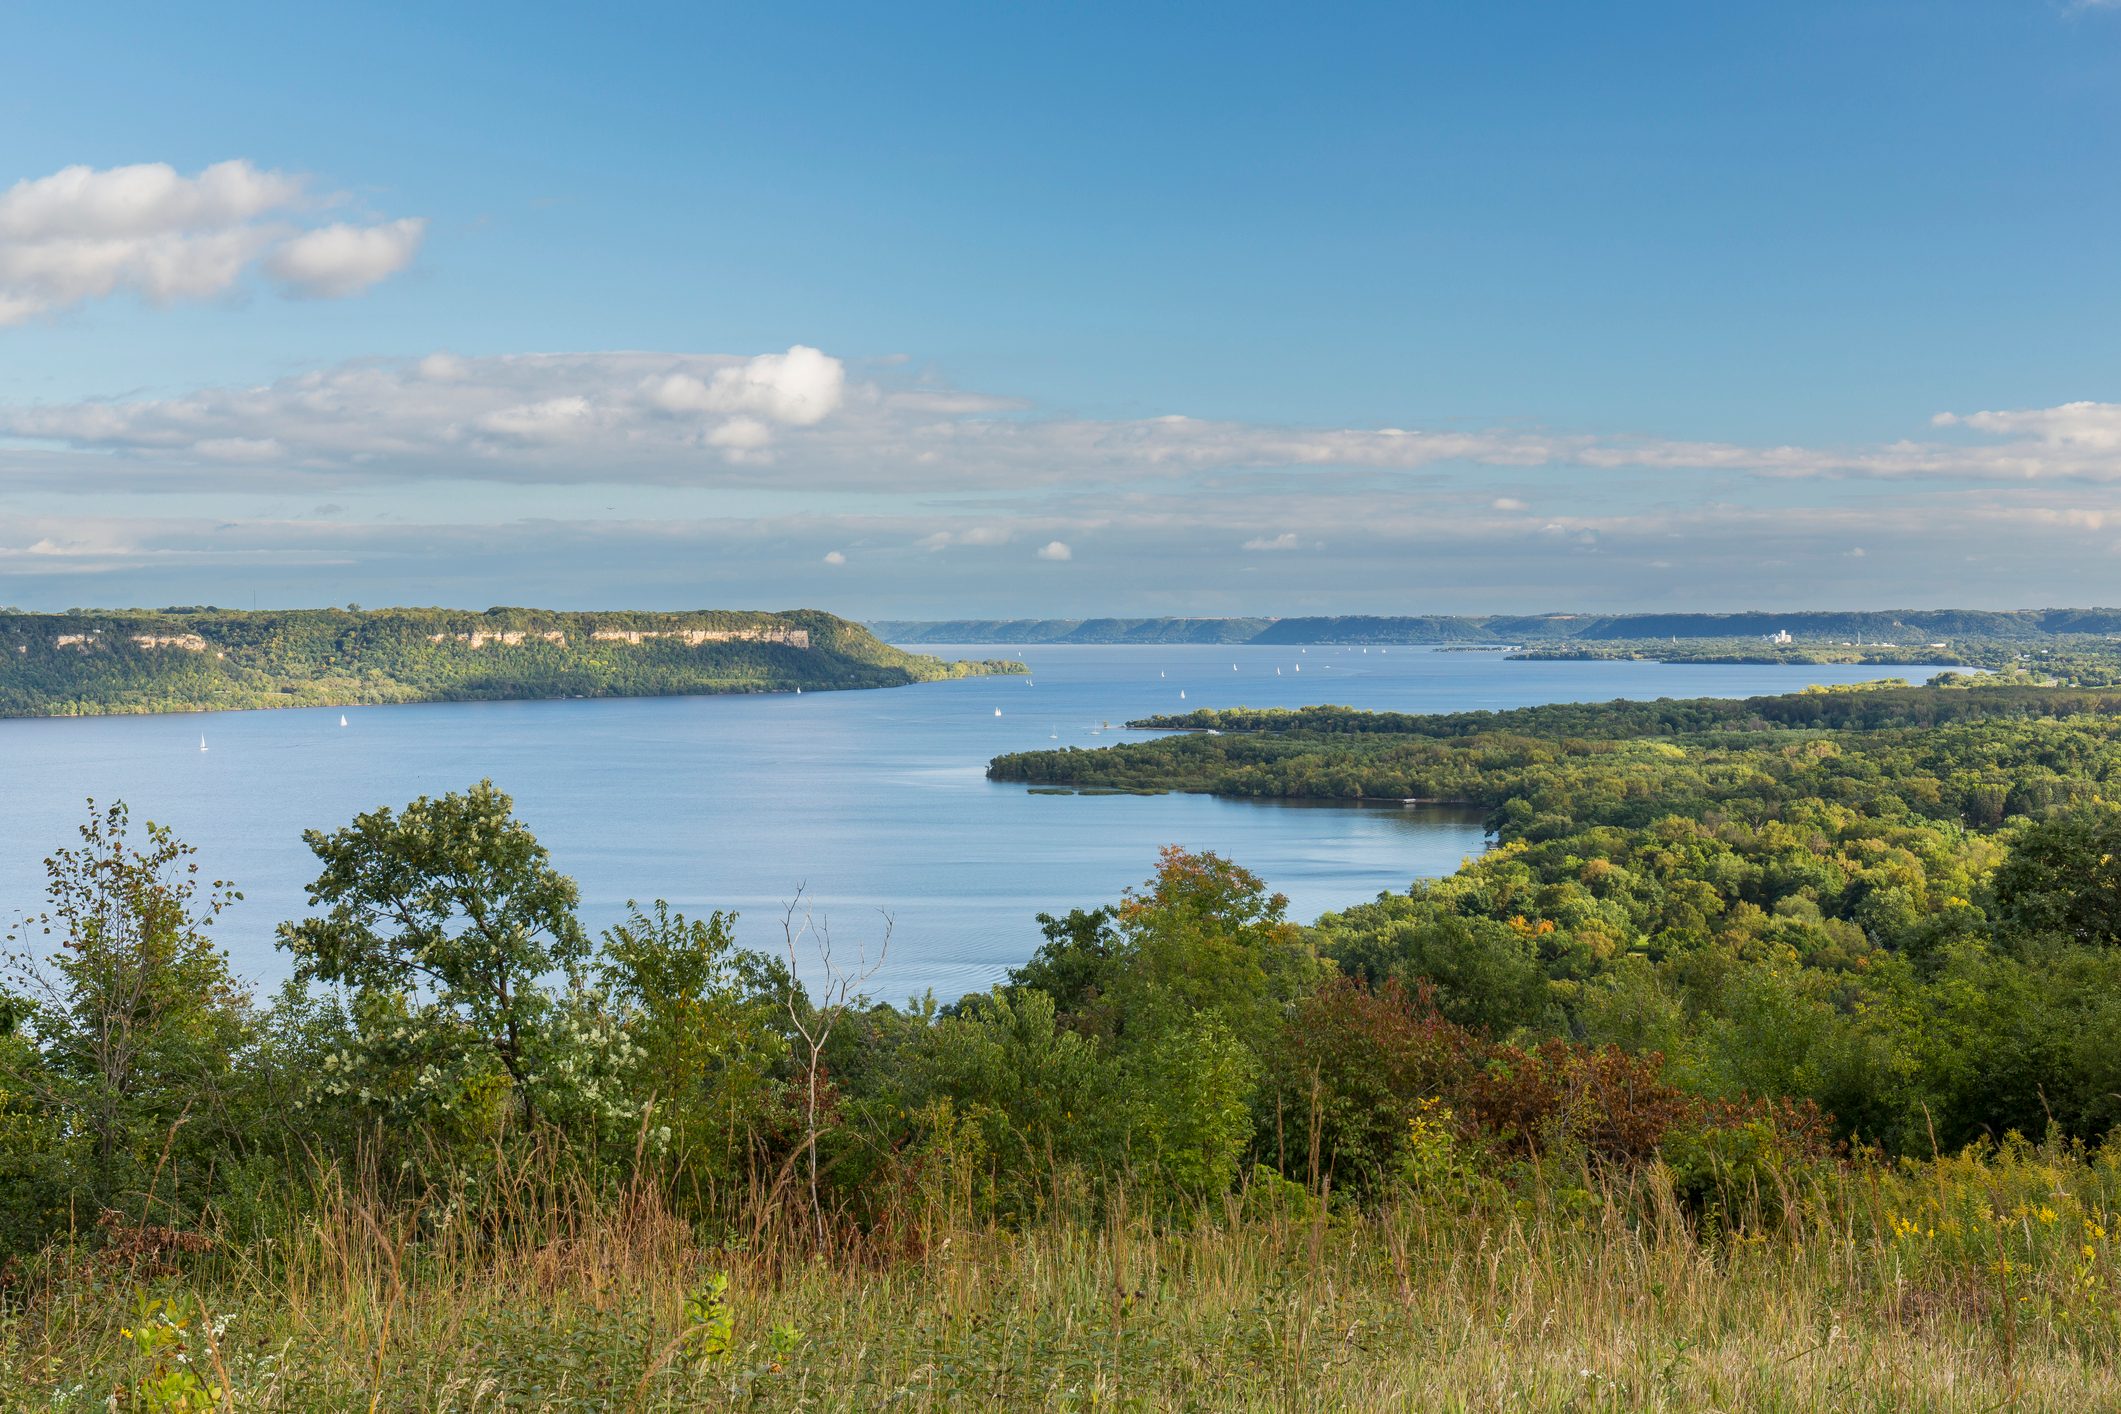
0;606;1020;716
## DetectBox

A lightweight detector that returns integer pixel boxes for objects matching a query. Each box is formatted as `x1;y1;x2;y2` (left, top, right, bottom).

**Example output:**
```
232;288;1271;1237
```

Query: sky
3;0;2121;617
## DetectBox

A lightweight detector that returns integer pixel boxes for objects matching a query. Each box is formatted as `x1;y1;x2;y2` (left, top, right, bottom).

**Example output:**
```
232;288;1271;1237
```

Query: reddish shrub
1460;1040;1695;1163
1268;977;1481;1191
1267;978;1834;1197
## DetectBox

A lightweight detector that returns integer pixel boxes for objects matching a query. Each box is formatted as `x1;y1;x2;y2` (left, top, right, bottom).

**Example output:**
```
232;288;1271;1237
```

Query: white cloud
1036;540;1072;561
264;217;425;298
707;416;774;451
194;437;284;462
642;344;843;426
8;347;2121;505
1932;402;2121;452
918;525;1014;551
0;159;301;240
477;395;598;444
0;159;423;324
1242;532;1303;551
0;346;848;478
822;549;846;565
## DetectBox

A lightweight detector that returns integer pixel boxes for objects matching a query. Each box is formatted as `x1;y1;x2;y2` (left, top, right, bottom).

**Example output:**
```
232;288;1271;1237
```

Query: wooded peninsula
0;606;1022;717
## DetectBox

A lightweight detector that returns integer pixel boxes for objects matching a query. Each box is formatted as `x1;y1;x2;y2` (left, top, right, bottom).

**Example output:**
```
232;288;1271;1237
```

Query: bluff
0;606;1020;717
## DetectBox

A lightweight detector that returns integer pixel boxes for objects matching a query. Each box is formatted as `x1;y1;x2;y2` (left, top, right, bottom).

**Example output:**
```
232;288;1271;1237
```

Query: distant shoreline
870;608;2121;646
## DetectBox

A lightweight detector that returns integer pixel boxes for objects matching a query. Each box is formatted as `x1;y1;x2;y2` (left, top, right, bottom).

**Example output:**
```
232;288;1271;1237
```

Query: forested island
988;682;2121;806
0;606;1021;717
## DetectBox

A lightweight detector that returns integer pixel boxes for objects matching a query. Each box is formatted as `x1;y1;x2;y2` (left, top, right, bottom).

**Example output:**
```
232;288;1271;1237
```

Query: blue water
0;646;1899;1002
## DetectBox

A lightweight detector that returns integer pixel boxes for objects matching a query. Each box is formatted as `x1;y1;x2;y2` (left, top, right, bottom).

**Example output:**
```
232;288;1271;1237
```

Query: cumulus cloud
263;217;426;298
1036;540;1072;561
822;549;846;565
1242;532;1303;551
0;159;423;324
644;344;844;426
1492;497;1529;511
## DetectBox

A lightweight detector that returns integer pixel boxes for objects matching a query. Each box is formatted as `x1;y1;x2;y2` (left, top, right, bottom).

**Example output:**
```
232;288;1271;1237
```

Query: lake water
0;645;1896;1002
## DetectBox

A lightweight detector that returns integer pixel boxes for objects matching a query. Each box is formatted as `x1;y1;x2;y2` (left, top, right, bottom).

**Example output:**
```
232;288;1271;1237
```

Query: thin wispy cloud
7;492;2117;614
8;346;2121;494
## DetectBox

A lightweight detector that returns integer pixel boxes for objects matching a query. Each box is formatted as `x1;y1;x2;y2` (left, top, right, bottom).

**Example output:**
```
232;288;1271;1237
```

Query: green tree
596;900;790;1188
1;801;248;1226
1992;803;2121;947
1093;847;1320;1051
278;780;587;1127
905;987;1108;1214
1006;906;1119;1016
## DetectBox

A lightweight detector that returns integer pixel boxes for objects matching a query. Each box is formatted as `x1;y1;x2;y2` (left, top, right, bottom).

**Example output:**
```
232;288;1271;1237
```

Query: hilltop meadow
12;682;2121;1406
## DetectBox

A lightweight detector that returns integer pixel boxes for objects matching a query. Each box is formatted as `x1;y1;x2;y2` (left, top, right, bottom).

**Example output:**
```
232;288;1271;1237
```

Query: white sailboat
1179;689;1186;699
339;714;348;727
994;707;1003;717
198;734;208;752
1293;663;1300;672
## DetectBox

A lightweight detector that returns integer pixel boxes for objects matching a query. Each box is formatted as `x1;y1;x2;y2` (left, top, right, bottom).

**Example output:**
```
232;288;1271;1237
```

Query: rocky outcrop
427;630;570;648
589;627;811;649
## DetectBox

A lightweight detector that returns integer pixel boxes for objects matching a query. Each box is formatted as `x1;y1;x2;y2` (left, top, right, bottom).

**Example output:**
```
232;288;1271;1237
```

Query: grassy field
10;1142;2121;1412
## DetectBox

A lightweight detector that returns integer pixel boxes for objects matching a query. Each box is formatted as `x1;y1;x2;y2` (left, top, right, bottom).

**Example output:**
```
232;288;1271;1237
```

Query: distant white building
1769;629;1793;645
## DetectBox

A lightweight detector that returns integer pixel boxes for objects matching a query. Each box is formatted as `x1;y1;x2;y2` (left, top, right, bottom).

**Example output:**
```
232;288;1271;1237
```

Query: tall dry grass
8;1138;2121;1410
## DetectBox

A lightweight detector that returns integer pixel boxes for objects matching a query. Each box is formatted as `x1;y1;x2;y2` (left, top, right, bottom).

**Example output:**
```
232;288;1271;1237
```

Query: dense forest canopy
0;606;1021;717
987;683;2121;1153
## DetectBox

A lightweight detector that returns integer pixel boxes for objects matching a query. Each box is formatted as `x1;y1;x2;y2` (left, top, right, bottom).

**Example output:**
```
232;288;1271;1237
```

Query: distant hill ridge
873;609;2121;645
0;606;1021;717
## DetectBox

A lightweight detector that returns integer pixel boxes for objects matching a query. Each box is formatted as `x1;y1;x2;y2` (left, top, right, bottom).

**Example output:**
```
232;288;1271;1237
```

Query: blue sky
3;0;2121;615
